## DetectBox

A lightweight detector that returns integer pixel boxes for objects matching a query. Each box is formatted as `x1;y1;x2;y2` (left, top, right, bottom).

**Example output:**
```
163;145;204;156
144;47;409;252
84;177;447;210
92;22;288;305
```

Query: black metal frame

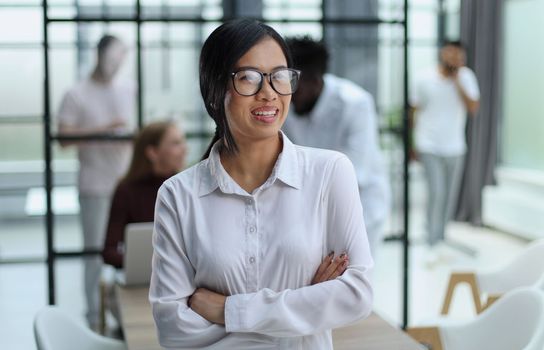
38;0;411;328
402;0;410;329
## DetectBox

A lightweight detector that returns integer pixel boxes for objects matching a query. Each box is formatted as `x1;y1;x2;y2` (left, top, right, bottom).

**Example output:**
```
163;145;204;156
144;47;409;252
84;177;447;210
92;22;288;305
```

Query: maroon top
102;174;168;268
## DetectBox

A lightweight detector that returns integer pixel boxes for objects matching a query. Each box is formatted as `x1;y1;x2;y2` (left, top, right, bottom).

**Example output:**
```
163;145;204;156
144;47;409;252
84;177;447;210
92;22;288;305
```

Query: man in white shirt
282;36;390;258
57;35;134;329
410;41;480;255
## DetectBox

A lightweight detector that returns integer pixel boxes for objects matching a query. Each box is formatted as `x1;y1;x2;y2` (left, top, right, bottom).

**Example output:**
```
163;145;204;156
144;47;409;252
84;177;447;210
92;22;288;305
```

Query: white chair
441;239;544;314
535;274;544;291
34;306;127;350
407;287;544;350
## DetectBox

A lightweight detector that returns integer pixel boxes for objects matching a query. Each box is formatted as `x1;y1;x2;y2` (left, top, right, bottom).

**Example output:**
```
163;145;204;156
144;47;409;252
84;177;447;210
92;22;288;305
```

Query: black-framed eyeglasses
230;68;301;96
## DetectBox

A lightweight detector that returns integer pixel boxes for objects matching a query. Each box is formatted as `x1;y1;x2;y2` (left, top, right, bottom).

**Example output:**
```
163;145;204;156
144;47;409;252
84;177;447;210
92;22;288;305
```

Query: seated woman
102;121;186;268
149;19;373;349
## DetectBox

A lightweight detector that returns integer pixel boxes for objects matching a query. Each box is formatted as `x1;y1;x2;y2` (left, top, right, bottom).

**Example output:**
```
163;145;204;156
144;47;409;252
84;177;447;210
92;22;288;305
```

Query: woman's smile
250;105;280;124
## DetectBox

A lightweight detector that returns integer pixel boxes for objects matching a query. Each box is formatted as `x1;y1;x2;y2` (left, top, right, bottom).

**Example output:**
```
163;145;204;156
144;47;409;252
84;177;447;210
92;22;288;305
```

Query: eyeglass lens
233;69;299;96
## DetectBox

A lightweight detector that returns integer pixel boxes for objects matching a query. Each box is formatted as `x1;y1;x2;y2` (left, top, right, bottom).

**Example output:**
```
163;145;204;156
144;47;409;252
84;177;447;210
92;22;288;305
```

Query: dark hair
442;40;465;50
97;34;121;56
286;35;329;80
122;121;177;184
199;19;293;159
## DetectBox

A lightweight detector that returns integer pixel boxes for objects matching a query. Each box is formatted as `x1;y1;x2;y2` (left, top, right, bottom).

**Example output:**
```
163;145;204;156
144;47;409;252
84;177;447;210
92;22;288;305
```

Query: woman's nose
257;77;277;101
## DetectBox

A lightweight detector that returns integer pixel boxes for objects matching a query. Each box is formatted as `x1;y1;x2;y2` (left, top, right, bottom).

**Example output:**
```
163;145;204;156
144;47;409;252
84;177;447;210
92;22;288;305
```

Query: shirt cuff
224;293;251;333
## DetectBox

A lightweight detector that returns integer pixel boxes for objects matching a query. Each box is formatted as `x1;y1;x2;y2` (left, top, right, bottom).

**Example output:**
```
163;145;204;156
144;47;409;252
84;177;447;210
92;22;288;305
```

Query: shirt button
249;257;256;264
246;198;253;205
249;226;256;233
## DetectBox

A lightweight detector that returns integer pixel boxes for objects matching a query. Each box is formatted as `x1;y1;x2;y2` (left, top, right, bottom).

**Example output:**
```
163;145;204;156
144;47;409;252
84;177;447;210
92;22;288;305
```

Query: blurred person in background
283;36;390;259
56;34;136;329
102;120;187;269
410;41;480;266
101;120;186;329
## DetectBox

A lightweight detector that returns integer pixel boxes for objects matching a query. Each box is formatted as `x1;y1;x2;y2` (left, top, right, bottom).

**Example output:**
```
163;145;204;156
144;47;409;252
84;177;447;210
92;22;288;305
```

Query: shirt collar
274;131;302;190
198;131;301;197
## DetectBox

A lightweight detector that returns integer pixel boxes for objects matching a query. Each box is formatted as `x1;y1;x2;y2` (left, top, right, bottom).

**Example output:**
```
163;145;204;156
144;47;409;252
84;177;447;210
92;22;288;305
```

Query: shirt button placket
245;196;259;292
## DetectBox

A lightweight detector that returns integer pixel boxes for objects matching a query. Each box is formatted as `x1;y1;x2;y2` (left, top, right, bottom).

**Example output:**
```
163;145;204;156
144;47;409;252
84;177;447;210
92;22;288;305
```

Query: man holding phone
410;41;480;265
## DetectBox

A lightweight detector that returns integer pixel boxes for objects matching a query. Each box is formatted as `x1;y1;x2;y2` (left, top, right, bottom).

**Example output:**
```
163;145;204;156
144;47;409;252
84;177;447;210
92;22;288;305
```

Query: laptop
116;222;154;287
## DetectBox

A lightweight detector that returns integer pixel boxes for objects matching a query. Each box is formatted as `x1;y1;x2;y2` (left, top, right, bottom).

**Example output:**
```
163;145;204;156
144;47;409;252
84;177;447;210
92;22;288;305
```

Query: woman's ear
145;145;158;164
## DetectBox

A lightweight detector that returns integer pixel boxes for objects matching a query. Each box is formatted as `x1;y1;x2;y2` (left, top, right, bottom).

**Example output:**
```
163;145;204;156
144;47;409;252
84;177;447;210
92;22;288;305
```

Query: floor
0;174;530;349
374;221;527;326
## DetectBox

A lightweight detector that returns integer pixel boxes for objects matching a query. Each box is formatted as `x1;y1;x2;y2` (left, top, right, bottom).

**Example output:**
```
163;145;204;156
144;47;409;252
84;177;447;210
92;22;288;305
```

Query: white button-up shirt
149;133;373;349
283;74;390;234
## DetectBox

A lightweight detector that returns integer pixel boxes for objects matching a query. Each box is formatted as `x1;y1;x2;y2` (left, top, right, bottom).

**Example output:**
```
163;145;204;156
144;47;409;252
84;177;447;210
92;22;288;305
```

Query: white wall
501;0;544;172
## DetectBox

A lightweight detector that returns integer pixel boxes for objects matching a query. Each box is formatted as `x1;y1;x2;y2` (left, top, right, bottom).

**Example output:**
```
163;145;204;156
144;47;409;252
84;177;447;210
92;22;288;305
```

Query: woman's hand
188;288;227;325
311;252;349;285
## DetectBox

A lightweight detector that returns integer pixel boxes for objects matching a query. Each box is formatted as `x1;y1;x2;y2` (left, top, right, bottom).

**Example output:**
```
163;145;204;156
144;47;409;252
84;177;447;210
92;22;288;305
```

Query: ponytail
201;116;239;160
201;128;222;160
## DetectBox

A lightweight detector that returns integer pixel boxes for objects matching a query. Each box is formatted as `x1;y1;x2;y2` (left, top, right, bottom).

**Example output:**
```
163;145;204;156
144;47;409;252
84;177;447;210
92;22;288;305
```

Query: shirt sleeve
149;183;226;349
459;67;480;100
340;92;382;186
57;90;80;128
339;93;389;227
102;184;129;269
224;155;374;337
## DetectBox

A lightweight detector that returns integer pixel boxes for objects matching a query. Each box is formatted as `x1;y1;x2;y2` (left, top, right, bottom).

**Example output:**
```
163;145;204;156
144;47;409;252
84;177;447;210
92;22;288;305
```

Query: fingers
321;253;348;281
311;251;334;284
328;256;349;280
311;252;349;285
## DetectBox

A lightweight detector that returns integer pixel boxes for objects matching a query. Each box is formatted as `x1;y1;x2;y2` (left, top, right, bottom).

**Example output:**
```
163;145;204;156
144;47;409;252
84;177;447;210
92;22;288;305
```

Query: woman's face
224;37;291;145
150;125;187;176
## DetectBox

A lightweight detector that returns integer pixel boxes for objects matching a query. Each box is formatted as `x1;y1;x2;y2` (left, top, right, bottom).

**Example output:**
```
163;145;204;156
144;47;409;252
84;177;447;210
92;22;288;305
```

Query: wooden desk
332;316;424;350
116;286;423;350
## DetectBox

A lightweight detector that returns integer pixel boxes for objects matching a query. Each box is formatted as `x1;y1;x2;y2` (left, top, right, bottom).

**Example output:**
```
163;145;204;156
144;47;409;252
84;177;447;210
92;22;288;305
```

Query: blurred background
1;0;543;348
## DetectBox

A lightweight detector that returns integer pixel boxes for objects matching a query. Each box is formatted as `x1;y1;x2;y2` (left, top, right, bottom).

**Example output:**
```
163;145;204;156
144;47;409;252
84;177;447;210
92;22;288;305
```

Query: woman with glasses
149;19;373;349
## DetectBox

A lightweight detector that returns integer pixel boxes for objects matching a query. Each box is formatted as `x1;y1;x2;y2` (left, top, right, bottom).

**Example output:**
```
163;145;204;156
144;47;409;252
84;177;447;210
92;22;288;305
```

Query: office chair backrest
34;306;126;350
477;239;544;294
440;288;544;350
